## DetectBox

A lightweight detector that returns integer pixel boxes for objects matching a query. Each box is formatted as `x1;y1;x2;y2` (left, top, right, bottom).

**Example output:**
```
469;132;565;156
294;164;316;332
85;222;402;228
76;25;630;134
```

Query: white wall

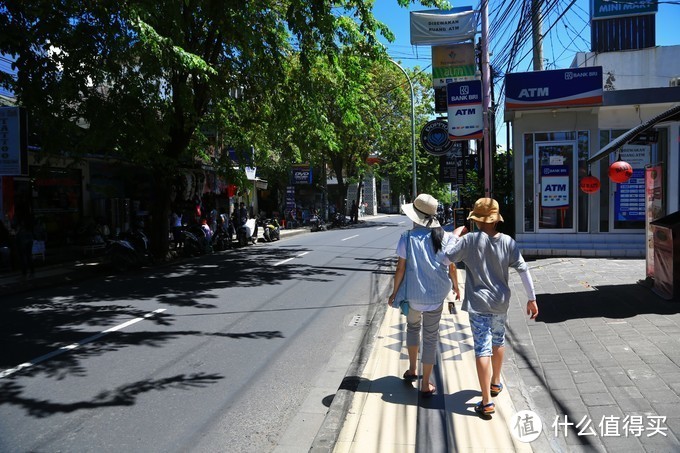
573;46;680;89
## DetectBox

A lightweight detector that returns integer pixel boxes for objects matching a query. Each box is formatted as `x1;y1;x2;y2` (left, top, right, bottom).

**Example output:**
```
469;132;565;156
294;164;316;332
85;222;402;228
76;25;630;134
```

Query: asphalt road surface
0;215;410;453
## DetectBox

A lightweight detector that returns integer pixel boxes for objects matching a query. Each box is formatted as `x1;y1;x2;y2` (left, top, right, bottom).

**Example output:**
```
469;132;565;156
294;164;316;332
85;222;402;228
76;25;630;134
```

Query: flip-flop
490;382;503;397
402;370;417;381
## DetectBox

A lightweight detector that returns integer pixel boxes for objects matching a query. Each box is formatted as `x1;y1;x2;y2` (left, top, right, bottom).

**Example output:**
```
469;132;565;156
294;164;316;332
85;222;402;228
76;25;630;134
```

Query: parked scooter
237;218;258;246
260;217;281;242
309;213;326;232
329;212;348;229
107;225;152;272
181;223;212;256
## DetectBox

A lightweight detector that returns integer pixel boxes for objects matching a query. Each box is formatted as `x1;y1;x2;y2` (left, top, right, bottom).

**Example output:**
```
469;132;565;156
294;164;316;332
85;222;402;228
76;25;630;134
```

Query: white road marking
273;251;309;267
341;235;359;241
376;226;387;231
0;308;166;380
398;221;406;225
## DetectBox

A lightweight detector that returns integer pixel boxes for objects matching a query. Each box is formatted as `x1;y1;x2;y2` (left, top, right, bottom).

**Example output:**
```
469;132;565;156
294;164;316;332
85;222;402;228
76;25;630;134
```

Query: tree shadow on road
0;372;223;418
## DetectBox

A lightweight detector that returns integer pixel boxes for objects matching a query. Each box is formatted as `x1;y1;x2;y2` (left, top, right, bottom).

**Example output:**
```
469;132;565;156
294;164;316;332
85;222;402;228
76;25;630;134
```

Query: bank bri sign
505;67;603;110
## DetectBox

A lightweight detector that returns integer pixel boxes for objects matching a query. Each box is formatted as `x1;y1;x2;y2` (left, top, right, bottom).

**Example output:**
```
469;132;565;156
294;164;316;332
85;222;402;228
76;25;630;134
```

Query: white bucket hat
402;194;440;228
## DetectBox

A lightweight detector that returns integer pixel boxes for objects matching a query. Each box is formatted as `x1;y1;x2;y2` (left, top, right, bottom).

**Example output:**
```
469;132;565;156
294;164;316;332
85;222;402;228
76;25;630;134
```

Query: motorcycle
181;223;212;256
107;227;153;272
237;218;258;246
261;217;281;242
210;224;231;251
330;212;348;229
309;213;326;232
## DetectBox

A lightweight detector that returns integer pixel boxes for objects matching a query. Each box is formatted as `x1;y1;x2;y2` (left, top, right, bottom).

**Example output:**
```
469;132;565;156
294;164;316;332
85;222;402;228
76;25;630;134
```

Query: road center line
341;235;359;241
0;308;166;380
376;226;387;231
274;251;309;267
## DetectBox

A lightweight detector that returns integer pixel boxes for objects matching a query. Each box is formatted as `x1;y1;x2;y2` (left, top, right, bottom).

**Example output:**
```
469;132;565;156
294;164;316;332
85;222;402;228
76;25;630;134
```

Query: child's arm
448;263;459;299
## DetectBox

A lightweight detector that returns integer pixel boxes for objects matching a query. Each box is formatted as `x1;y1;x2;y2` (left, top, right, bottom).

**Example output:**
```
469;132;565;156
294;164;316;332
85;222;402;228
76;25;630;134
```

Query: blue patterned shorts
469;312;508;357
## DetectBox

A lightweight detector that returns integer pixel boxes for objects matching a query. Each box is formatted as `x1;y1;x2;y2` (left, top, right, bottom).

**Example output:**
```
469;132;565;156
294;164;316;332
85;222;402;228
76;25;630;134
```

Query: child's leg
469;313;493;404
490;314;508;386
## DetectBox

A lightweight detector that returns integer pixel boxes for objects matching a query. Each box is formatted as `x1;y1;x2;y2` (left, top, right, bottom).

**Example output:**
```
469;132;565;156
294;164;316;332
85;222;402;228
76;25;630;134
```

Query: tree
0;0;448;255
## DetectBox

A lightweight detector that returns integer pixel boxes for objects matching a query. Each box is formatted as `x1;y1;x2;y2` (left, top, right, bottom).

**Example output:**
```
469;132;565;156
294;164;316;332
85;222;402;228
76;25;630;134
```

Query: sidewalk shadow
445;389;483;417
537;283;680;323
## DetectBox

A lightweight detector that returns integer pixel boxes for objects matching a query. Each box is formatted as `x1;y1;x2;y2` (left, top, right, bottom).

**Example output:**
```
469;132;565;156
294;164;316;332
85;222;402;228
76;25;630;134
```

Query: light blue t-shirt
395;227;452;312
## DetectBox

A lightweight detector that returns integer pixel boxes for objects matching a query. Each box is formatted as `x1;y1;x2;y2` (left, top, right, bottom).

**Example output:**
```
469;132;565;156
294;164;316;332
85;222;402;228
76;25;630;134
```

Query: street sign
447;80;483;140
420;119;455;156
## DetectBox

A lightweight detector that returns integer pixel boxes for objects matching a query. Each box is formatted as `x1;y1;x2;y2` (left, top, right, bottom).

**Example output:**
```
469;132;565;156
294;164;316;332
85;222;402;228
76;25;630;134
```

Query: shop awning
587;104;680;165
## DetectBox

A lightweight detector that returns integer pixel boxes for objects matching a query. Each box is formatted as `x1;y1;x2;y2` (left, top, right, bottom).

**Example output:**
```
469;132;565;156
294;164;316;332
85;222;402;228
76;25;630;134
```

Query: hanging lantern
608;155;633;183
579;173;601;194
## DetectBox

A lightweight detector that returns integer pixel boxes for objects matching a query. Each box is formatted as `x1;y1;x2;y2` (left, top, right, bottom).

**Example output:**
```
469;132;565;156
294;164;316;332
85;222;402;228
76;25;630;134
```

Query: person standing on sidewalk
388;194;460;397
445;198;538;416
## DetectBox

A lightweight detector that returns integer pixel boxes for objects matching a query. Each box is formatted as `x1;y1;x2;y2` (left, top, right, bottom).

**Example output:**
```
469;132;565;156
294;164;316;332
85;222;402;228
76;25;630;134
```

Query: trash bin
650;210;680;301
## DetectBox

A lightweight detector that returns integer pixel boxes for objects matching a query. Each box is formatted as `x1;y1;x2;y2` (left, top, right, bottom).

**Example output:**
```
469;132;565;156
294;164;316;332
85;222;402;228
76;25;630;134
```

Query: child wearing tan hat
445;197;538;417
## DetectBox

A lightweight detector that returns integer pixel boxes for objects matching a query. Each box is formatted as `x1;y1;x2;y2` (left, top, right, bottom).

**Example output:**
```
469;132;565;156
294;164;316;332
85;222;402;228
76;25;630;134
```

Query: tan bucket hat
468;197;504;223
402;194;440;228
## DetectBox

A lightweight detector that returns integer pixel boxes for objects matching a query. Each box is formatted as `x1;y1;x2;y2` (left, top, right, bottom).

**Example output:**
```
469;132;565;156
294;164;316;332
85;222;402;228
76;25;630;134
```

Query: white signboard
410;9;477;45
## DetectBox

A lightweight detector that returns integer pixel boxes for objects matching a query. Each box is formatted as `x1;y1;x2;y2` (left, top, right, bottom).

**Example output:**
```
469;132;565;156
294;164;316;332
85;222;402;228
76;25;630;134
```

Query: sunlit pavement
321;257;680;452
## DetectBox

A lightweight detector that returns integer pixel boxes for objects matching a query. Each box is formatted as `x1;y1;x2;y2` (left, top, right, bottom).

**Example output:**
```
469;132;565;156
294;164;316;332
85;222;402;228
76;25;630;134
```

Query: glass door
535;142;577;232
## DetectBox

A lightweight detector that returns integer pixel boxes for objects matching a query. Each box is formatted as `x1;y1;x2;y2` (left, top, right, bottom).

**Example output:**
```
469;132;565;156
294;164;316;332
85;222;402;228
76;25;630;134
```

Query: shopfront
506;67;680;257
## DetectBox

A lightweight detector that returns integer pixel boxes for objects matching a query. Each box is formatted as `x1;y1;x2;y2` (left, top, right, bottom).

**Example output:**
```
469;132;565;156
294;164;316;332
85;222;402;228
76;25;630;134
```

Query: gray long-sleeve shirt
444;231;535;315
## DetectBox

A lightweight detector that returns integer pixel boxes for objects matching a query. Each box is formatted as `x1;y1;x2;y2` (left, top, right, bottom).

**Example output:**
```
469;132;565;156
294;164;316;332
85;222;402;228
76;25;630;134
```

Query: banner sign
505;67;603;110
291;164;312;185
438;142;468;184
0;107;28;176
591;0;657;20
645;164;664;278
410;8;477;45
541;165;569;208
447;80;483;140
420;119;455;156
614;145;649;222
432;43;476;87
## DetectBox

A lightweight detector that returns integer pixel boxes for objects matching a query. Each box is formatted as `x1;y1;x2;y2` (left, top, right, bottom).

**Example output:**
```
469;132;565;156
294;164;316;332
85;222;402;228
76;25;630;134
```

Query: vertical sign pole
481;0;492;198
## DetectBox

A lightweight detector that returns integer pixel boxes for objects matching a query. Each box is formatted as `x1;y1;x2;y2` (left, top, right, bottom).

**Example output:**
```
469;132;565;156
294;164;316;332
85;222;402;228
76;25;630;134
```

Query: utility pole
481;0;492;198
532;0;544;70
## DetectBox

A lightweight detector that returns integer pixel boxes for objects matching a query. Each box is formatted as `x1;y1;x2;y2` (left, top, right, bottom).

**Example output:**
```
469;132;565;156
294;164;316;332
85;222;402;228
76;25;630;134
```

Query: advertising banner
432;43;476;87
591;0;657;20
541;166;569;208
0;107;28;176
505;67;603;110
614;145;649;223
410;8;477;45
645;164;664;278
291;164;312;185
447;80;483;140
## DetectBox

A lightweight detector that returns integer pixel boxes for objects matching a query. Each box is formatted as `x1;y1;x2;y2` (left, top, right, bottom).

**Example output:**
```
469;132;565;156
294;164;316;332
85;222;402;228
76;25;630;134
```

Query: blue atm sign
447;80;483;141
505;67;603;110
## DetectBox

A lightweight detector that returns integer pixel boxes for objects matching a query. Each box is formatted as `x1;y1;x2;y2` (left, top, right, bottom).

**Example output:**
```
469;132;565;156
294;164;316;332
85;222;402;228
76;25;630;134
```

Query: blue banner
505;67;603;110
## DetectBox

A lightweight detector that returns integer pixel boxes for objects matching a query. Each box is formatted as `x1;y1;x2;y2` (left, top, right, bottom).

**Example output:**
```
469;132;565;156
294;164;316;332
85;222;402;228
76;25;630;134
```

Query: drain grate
349;315;368;327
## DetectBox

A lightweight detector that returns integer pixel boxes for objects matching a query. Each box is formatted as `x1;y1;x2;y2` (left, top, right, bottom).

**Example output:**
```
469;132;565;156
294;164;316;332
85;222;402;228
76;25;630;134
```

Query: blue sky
372;0;680;149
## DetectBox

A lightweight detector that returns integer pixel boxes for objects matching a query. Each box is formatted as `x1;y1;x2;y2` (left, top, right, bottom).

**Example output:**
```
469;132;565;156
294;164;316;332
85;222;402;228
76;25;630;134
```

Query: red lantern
579;174;601;194
608;156;633;183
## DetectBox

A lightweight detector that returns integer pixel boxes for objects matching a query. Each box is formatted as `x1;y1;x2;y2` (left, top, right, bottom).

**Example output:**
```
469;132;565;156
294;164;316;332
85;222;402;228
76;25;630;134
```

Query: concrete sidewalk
325;257;680;452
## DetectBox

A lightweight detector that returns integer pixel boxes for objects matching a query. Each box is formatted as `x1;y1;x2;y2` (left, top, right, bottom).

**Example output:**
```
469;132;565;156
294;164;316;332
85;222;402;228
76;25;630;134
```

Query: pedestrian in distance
444;198;538;417
388;193;460;397
350;200;359;224
15;217;35;277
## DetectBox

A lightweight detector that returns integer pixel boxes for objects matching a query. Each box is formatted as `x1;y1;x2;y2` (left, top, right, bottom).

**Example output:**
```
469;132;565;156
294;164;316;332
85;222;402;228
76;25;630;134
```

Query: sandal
490;382;503;397
420;383;436;398
402;370;417;382
474;401;495;416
